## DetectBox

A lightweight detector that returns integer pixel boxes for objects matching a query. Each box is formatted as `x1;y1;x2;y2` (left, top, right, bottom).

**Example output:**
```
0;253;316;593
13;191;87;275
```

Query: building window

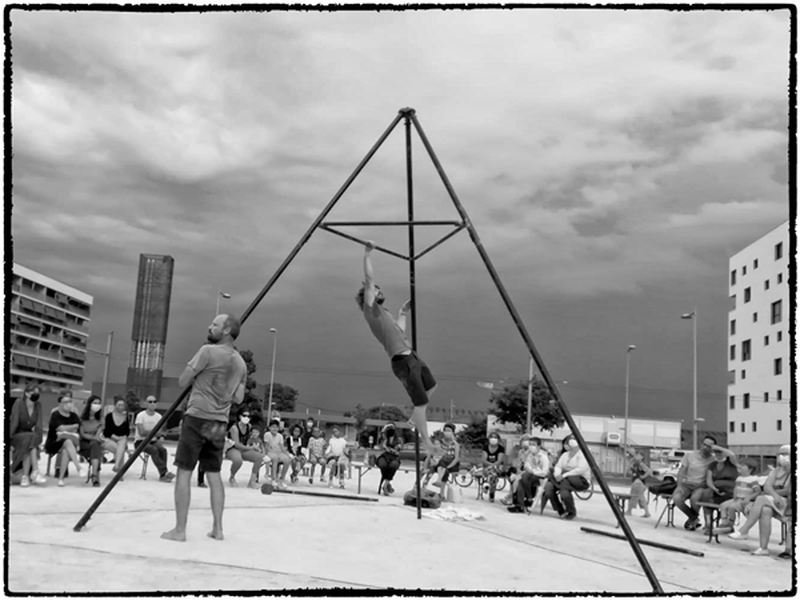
753;312;758;323
764;392;769;403
752;422;757;433
730;294;736;310
730;319;736;335
774;358;782;375
777;331;783;342
778;273;783;284
777;420;782;431
742;265;747;276
765;279;770;290
744;287;751;303
729;395;735;409
778;389;783;400
731;269;737;286
741;339;751;361
764;335;769;346
775;242;783;260
741;423;745;433
743;393;750;409
754;259;758;269
730;422;735;433
741;370;746;380
730;345;736;361
771;300;782;324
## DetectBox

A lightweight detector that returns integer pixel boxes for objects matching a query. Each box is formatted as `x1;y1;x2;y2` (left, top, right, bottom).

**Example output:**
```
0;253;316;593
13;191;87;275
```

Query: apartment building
9;263;93;391
727;220;790;461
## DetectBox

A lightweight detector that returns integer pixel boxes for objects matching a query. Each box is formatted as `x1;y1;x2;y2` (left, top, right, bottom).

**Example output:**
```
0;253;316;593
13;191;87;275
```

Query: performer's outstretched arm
396;300;411;333
363;240;378;307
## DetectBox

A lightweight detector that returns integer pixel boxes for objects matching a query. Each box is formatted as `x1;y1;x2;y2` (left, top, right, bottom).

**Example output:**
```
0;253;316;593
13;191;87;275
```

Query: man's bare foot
207;529;224;541
160;529;186;542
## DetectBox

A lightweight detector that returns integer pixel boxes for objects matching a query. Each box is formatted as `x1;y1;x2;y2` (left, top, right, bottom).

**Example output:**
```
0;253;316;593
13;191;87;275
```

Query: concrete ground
6;448;794;594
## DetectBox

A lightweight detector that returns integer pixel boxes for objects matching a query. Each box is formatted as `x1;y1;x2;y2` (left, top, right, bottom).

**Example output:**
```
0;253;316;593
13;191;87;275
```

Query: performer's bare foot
207;529;224;541
160;528;186;542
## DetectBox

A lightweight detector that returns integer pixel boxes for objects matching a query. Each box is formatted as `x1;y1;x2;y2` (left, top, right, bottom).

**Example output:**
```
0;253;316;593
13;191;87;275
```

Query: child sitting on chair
713;458;762;534
433;423;460;500
307;427;327;484
325;426;349;489
422;439;443;487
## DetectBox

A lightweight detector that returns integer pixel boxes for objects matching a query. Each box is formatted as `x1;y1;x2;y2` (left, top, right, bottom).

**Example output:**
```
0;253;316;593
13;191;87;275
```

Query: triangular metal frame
74;107;662;593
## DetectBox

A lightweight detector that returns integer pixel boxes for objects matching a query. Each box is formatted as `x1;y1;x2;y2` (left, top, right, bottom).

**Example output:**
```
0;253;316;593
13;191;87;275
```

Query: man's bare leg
409;405;433;452
206;471;225;540
161;468;192;542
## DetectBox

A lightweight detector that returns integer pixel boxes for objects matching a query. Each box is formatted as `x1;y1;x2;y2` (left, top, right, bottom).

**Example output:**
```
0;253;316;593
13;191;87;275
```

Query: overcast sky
9;7;791;430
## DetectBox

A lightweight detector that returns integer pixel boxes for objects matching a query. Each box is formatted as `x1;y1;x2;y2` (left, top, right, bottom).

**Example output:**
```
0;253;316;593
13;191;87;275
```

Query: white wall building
10;263;93;391
727;221;790;459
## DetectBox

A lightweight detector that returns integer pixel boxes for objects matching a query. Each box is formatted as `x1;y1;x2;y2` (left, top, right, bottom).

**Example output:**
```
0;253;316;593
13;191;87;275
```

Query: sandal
777;551;792;560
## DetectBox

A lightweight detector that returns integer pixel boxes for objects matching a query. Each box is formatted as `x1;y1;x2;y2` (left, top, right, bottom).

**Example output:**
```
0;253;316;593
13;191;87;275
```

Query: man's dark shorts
174;415;227;473
390;351;436;407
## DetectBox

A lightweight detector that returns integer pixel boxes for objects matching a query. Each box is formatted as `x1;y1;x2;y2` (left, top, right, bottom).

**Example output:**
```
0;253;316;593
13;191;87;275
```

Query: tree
456;416;488;449
265;383;299;413
124;389;142;415
489;376;564;433
236;349;264;427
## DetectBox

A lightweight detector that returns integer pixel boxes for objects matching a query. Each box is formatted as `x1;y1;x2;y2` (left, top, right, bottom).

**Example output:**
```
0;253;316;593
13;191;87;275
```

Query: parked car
651;461;681;483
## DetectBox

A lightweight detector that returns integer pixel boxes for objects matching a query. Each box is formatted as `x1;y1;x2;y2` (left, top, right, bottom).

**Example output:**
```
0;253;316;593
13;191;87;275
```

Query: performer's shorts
391;351;436;407
174;415;227;473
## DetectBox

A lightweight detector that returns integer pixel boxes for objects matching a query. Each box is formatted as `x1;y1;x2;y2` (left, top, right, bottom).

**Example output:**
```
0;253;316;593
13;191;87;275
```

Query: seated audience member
729;445;793;558
698;445;738;533
422;439;443;487
103;398;130;473
45;394;86;486
325;426;350;489
543;434;590;520
509;436;550;513
227;409;267;488
626;451;652;518
306;427;327;484
263;420;291;489
134;396;175;482
433;423;460;499
375;422;403;495
9;383;46;486
79;395;105;486
671;435;716;531
286;424;306;484
712;458;761;535
480;431;506;503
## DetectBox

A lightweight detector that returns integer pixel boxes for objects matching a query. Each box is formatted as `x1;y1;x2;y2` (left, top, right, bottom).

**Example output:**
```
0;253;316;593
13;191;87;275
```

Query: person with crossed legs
671;435;716;531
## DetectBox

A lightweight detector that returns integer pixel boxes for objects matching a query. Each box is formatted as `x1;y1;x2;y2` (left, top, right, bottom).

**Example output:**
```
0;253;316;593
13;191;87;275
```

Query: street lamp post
215;289;231;315
624;345;636;457
266;327;278;424
87;331;114;412
681;308;698;450
526;356;534;435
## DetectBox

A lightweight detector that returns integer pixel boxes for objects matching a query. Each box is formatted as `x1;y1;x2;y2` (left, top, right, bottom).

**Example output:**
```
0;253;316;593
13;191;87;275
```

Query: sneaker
198;482;207;488
309;478;313;485
229;477;238;487
328;479;333;488
561;513;576;521
752;548;769;556
507;505;524;513
31;471;47;485
92;476;100;487
339;480;345;489
385;482;394;494
291;475;298;484
20;476;30;488
712;525;734;535
684;519;701;531
278;480;288;490
248;481;260;489
57;479;65;487
728;529;748;540
160;472;175;483
778;551;792;560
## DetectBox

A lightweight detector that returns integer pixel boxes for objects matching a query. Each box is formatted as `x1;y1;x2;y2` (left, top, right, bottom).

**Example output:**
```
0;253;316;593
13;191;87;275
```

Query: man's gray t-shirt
185;344;247;423
362;301;411;359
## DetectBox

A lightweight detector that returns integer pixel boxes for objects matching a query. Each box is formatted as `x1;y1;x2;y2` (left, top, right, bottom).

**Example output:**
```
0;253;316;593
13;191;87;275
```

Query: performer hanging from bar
356;241;437;452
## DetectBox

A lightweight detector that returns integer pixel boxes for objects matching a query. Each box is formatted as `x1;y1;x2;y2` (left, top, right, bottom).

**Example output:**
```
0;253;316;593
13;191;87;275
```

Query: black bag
648;480;677;496
403;487;442;509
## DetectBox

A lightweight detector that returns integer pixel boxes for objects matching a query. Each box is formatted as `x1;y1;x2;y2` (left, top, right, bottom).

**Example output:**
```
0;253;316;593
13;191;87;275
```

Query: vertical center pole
402;108;422;519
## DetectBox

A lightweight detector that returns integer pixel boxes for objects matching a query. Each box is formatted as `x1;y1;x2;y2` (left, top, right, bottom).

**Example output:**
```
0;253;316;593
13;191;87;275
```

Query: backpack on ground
403;487;442;509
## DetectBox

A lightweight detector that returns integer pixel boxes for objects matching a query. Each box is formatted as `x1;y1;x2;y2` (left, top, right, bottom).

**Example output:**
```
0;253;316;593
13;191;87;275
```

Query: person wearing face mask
729;444;793;558
9;382;46;486
671;435;717;531
542;434;590;520
480;432;506;502
510;437;550;513
225;410;267;489
376;422;403;496
286;425;307;484
79;395;106;486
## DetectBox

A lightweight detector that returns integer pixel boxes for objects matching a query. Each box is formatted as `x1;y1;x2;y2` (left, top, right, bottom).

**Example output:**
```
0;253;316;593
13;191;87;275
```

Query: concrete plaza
6;448;794;595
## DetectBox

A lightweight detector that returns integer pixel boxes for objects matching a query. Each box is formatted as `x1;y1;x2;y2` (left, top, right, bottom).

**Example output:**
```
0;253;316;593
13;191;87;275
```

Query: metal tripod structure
73;107;663;593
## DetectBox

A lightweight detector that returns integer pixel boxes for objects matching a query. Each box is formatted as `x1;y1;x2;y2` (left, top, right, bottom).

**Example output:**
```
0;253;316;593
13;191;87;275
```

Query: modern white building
727;220;790;460
9;263;93;391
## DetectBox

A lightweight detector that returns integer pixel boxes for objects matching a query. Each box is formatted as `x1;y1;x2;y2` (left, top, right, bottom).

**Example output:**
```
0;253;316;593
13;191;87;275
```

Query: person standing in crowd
103;398;130;474
135;396;175;483
626;451;652;518
543;434;590;520
671;435;717;531
9;383;46;486
79;395;105;486
376;422;403;496
161;314;247;542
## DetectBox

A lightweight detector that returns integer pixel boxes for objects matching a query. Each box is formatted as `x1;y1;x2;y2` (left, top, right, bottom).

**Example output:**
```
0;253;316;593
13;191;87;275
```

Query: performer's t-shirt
185;344;247;423
362;301;411;359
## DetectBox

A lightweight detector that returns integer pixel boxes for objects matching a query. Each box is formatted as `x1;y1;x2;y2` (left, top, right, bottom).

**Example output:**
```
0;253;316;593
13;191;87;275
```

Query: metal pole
101;331;113;412
408;110;663;593
624;345;635;469
73;112;405;534
526;356;533;435
215;288;221;315
402;108;423;520
693;307;698;451
267;328;277;424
